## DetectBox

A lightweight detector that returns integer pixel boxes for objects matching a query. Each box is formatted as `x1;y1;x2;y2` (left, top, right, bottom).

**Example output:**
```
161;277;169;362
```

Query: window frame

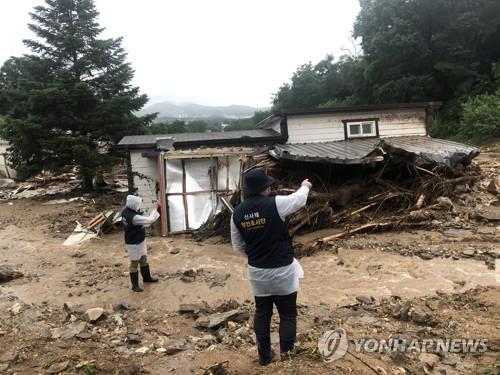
342;118;379;139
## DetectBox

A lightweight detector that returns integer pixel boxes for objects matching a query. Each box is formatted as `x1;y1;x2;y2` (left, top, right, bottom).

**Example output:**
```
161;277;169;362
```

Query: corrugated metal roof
271;136;480;167
379;137;480;167
271;138;383;164
118;129;280;147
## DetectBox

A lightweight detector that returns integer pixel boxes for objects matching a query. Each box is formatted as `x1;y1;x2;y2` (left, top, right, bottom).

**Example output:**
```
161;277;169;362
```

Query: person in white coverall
122;195;161;292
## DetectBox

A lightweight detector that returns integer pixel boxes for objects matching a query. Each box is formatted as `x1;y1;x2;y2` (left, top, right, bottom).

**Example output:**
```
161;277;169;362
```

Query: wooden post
157;153;168;236
181;159;190;230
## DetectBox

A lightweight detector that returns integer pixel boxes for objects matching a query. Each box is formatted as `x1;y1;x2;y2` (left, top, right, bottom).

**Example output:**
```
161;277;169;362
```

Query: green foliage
147;120;187;134
272;0;500;142
225;110;271;131
0;0;153;187
81;362;98;375
459;90;500;143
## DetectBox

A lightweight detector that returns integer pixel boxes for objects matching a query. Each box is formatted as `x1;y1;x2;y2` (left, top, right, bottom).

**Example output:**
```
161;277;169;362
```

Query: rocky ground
0;154;498;374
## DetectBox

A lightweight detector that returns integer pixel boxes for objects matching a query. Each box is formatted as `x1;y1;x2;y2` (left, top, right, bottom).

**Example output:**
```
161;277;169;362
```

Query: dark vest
233;195;293;268
122;207;146;245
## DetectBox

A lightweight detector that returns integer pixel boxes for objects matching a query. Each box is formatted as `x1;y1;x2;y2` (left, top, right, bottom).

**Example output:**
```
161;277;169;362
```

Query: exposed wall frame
342;118;380;140
162;148;251;234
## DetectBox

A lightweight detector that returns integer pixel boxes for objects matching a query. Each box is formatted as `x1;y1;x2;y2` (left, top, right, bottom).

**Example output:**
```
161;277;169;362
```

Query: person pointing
231;169;312;365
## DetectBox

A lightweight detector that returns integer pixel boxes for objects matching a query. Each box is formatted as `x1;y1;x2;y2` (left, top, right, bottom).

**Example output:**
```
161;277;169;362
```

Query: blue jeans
254;292;297;357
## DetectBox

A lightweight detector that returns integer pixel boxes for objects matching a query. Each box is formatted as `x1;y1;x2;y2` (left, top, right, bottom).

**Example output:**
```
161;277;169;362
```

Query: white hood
126;195;142;211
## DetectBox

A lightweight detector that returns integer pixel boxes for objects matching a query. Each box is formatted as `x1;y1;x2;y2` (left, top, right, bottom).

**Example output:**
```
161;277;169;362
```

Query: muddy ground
0;155;499;375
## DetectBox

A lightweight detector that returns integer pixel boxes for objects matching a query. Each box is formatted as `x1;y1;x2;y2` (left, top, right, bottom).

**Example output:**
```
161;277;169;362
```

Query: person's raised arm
132;202;161;226
230;215;247;256
275;179;312;221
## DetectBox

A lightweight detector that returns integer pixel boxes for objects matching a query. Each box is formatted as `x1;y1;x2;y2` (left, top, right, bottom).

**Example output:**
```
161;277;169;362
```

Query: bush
458;92;500;143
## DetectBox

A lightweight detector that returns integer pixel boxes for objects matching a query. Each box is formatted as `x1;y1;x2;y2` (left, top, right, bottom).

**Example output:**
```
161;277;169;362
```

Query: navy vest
122;207;146;245
233;195;294;268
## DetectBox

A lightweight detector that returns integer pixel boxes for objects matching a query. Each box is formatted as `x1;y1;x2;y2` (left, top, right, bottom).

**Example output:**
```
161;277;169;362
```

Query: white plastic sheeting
165;155;242;233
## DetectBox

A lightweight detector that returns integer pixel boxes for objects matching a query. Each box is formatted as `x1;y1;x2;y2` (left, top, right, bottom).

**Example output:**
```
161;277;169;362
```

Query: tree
187;120;208;133
458;63;500;143
0;0;153;189
147;120;187;135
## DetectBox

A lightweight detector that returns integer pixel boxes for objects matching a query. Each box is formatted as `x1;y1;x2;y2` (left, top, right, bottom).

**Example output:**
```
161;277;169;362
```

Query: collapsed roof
270;136;480;168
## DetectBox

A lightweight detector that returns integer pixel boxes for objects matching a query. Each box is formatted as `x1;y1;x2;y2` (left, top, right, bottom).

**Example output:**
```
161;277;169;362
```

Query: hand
155;202;161;210
301;178;312;189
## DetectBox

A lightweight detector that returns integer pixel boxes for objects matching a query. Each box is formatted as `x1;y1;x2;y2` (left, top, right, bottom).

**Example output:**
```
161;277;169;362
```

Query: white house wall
0;139;16;179
130;150;157;205
285;109;427;144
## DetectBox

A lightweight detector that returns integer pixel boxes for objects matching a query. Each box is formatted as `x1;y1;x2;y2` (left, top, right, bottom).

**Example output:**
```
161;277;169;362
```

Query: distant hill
139;101;263;120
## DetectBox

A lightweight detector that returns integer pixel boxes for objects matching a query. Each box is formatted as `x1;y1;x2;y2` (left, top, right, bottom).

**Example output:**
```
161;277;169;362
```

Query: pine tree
0;0;154;189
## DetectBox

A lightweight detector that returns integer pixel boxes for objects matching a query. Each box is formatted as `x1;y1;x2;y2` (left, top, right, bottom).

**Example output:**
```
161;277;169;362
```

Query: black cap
244;168;275;195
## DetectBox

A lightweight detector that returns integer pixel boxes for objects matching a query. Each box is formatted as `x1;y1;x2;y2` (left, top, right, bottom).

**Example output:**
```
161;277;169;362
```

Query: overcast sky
1;0;360;108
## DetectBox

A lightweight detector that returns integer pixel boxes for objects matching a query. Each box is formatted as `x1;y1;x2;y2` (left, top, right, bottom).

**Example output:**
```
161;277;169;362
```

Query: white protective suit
124;195;160;261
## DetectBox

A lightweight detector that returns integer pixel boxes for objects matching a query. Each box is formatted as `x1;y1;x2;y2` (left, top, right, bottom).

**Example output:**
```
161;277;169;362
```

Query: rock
419;252;434;260
314;305;333;325
114;314;124;327
0;350;17;363
8;302;26;315
51;321;87;339
486;177;500;195
63;302;85;316
419;353;440;369
135;347;150;354
462;249;475;257
476;206;500;222
392;303;411;321
356;295;374;305
408;209;432;222
165;342;186;355
0;266;23;284
454;184;469;193
234;326;249;338
178;303;203;314
183;269;197;277
410;309;433;325
391;367;407;375
196;309;249;329
47;360;70;374
0;364;9;372
170;248;181;254
156;348;167;353
0;179;16;189
127;334;141;344
76;332;92;340
376;367;387;375
437;196;454;210
115;301;130;311
84;307;105;323
227;321;237;330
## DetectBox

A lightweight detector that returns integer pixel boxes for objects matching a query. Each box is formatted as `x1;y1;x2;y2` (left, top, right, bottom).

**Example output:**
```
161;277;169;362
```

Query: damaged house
118;102;479;237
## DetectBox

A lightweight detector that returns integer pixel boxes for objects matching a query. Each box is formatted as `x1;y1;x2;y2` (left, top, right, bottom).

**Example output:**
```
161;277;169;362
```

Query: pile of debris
0;171;81;200
195;145;491;254
63;210;122;246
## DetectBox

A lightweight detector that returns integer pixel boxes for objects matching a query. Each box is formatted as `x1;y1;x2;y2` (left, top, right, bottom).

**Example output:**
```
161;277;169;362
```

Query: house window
345;120;377;138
